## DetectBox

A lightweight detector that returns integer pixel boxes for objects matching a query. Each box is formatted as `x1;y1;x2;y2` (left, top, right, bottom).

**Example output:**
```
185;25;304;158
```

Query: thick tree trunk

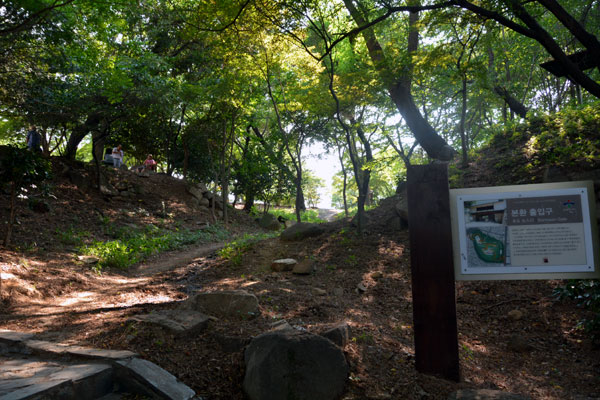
343;0;455;161
64;113;102;159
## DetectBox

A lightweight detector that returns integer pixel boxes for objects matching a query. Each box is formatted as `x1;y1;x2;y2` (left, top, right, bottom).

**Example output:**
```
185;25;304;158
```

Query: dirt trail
129;242;225;277
2;242;226;341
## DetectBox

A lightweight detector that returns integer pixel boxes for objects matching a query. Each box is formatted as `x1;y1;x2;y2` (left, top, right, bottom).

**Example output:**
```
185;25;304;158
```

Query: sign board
450;181;599;280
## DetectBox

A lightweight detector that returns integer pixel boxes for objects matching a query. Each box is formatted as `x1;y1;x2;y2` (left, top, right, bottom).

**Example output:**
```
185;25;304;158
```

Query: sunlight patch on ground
59;291;97;306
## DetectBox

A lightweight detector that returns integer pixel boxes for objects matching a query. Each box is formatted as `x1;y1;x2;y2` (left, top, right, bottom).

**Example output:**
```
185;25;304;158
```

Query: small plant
554;279;600;344
82;224;231;272
218;232;277;266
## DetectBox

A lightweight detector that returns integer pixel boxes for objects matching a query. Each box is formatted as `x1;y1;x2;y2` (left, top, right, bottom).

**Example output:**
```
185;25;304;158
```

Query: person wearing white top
112;145;124;168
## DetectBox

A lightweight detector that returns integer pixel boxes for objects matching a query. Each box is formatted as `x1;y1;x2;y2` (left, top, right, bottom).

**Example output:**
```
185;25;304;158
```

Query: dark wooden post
407;163;459;381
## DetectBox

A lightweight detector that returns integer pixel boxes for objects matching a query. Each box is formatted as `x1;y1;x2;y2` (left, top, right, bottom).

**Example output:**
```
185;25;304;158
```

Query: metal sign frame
450;181;599;281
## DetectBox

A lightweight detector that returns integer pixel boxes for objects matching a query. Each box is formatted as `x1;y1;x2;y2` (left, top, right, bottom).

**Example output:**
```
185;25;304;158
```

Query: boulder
187;185;204;200
243;330;348;400
280;222;325;241
183;290;259;319
258;213;281;231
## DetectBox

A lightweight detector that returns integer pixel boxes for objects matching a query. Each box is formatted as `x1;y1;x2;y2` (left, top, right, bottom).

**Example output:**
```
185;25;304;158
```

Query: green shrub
82;224;230;272
554;279;600;344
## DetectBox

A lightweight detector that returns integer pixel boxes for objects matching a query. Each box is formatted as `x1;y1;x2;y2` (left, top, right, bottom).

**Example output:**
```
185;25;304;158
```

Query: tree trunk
459;78;468;167
243;193;255;212
4;183;17;246
343;0;455;161
64;113;102;159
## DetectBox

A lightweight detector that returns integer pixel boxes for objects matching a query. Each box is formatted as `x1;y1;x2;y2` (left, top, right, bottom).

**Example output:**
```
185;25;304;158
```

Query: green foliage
217;232;278;267
57;227;91;246
262;208;325;224
554;280;600;344
461;103;600;185
82;224;230;272
0;146;52;245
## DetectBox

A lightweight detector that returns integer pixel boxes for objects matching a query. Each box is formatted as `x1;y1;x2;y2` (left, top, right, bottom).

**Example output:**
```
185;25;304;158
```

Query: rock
395;196;409;223
333;287;344;296
356;283;367;293
320;323;350;347
292;259;314;275
183;290;260;319
507;309;524;321
100;185;118;196
270;319;294;332
78;255;100;265
271;258;297;272
448;389;531;399
243;330;348;400
312;287;327;296
258;213;281;231
280;222;325;241
129;310;210;336
115;358;196;400
198;197;210;207
350;213;371;228
188;187;202;200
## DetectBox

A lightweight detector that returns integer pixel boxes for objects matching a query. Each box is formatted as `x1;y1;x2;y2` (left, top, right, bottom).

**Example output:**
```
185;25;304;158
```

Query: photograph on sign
450;182;599;280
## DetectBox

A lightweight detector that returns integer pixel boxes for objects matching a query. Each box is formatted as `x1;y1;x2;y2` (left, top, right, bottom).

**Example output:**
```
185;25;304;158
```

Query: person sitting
142;154;157;172
112;145;124;168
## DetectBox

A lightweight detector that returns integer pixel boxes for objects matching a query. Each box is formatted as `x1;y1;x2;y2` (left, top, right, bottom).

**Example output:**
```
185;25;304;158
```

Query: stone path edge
0;329;196;400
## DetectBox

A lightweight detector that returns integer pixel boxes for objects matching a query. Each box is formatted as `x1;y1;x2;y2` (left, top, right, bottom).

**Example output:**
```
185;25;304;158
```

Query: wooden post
407;163;459;381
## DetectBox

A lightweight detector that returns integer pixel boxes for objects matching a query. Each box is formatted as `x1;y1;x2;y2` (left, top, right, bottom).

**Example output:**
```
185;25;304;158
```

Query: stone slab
129;310;210;336
0;358;113;400
0;379;70;400
23;340;136;360
116;358;195;400
0;331;34;344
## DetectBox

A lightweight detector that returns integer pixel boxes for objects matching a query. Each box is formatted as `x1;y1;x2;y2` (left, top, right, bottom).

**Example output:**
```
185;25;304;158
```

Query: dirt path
129;242;225;277
2;242;226;342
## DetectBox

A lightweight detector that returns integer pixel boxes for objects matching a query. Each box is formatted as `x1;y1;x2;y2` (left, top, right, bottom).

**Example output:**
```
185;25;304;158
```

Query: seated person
143;154;157;171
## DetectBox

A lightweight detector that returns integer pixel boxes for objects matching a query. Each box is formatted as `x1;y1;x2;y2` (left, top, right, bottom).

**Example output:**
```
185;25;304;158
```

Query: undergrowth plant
218;232;278;267
250;206;325;224
82;224;230;273
554;279;600;345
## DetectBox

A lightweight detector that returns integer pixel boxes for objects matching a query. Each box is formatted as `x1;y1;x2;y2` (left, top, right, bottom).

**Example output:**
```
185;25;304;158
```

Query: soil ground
1;160;599;399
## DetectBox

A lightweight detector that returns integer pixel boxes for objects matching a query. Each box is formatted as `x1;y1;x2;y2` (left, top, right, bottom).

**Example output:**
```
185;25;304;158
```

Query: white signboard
450;181;599;280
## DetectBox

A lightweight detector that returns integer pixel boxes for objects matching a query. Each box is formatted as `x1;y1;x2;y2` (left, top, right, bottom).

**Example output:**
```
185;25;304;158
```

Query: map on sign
450;181;599;280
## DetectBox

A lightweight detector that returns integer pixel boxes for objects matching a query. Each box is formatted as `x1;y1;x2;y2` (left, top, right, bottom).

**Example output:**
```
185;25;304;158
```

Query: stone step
0;358;113;400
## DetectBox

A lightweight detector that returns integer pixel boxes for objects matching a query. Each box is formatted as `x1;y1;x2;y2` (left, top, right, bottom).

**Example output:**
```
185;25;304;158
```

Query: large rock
187;183;207;200
243;330;348;400
184;290;259;319
258;213;281;231
280;222;325;241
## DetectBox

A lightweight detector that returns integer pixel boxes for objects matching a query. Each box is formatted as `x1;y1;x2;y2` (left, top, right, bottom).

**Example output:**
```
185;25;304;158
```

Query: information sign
450;181;599;280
